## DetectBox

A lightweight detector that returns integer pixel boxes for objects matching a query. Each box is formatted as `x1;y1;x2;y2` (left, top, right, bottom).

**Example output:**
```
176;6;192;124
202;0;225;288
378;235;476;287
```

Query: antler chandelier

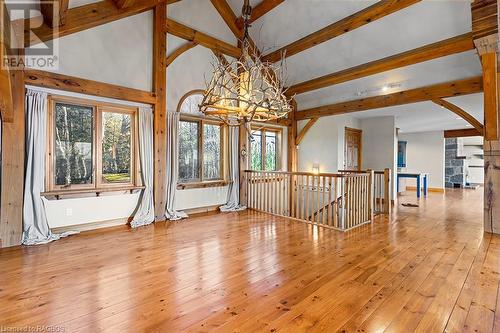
199;0;293;126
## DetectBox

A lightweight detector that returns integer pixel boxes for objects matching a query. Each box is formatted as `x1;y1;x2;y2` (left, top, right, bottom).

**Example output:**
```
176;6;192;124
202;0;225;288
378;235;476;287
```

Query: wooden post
383;168;391;214
0;56;25;247
287;100;298;216
153;4;167;221
288;99;298;172
479;49;499;233
367;169;374;222
239;124;248;206
471;0;499;233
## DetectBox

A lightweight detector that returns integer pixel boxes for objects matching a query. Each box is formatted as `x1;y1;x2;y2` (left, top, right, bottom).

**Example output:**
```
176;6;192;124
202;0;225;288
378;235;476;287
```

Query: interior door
344;127;362;171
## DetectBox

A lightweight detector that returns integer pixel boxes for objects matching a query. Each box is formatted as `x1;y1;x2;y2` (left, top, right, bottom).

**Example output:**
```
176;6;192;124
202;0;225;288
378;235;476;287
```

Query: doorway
344;127;362;171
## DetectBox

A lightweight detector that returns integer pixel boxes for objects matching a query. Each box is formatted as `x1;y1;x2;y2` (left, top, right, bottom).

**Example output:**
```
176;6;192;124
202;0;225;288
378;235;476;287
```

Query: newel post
239;124;248;206
384;168;392;214
367;169;374;222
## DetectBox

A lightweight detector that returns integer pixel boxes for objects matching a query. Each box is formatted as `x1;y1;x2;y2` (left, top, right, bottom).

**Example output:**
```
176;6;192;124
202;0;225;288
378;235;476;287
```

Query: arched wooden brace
166;42;197;67
431;98;484;135
295;117;319;145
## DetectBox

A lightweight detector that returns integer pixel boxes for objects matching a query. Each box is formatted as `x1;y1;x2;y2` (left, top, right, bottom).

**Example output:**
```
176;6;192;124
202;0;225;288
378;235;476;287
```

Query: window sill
177;180;230;190
41;186;145;200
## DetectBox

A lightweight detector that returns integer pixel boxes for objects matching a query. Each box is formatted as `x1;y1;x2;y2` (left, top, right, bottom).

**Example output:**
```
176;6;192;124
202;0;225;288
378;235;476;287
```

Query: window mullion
94;106;101;189
199;119;204;182
262;131;266;171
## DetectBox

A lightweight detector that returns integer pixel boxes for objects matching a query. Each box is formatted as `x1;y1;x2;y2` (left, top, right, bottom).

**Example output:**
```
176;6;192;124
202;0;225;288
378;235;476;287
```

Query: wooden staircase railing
244;170;381;231
338;168;392;215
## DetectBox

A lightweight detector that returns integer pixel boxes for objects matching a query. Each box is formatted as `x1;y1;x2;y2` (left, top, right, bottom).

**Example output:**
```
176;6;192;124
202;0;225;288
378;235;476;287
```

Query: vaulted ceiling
171;0;483;133
5;0;484;133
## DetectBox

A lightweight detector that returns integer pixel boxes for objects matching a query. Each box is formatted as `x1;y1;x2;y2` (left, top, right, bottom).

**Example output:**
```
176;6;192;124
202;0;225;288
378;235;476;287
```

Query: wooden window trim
178;114;227;187
46;95;141;194
250;125;283;171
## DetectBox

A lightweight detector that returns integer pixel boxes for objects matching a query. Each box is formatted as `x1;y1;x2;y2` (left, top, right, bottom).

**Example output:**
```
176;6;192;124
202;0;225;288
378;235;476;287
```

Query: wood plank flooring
0;188;496;332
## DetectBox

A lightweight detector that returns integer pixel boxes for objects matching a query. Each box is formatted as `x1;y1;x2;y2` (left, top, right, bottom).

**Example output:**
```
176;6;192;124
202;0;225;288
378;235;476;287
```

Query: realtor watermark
0;326;65;332
1;0;59;70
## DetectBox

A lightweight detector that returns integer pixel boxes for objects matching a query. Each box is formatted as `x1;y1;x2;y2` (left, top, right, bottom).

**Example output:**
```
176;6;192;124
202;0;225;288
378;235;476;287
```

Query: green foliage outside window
250;129;279;171
250;131;262;171
102;112;132;183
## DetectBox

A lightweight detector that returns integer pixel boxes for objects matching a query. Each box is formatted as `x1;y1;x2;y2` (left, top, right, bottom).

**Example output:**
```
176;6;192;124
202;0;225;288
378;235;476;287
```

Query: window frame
250;125;283;171
46;95;141;193
176;90;227;188
178;114;226;185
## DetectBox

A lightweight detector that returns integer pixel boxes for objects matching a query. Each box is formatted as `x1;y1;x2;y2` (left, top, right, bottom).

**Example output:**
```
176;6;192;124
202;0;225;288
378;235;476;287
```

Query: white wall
297;115;360;173
399;131;445;189
30;11;153;91
44;192;140;228
360;116;397;199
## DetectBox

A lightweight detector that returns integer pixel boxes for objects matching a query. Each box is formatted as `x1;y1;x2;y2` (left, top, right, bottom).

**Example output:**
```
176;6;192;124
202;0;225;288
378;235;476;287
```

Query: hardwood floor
0;188;496;332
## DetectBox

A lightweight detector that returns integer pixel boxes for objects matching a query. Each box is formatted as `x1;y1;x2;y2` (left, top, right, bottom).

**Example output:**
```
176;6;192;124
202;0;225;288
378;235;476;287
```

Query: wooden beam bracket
295;117;318;145
166;42;197;67
431;98;484;135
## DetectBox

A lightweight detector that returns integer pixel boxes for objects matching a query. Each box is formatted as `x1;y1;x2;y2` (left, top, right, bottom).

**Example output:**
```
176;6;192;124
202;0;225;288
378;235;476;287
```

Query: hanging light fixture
199;0;293;128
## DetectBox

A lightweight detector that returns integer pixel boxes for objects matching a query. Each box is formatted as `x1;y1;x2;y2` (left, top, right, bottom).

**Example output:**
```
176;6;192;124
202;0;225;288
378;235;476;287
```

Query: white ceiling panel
350;97;483;134
275;1;471;85
248;0;376;53
168;0;237;46
295;50;481;110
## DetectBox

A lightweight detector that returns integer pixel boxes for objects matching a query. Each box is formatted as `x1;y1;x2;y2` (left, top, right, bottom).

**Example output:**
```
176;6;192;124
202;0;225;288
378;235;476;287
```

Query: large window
250;127;281;171
46;96;139;192
177;91;225;185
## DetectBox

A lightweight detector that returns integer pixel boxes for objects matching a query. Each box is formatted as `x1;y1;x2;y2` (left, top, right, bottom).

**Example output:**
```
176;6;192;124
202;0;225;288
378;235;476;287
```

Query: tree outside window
47;97;139;192
177;91;225;184
250;127;281;171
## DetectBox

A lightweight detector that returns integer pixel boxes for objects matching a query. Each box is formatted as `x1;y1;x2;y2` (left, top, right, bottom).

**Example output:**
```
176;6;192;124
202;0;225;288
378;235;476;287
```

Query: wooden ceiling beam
444;128;482;138
210;0;279;84
16;0;180;46
262;0;422;63
40;0;70;27
287;32;474;96
166;18;241;58
210;0;243;39
236;0;285;29
112;0;136;9
471;0;498;39
296;76;483;120
166;42;197;67
432;98;484;135
24;69;157;104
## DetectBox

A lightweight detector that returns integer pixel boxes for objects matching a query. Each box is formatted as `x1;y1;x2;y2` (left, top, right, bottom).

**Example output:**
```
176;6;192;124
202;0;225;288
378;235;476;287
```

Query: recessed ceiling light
455;117;462;120
465;124;472;127
381;85;389;92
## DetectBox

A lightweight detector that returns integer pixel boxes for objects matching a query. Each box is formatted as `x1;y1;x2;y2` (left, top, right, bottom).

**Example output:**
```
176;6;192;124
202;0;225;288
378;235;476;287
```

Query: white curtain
220;126;246;212
130;107;155;227
165;111;187;220
22;89;74;245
